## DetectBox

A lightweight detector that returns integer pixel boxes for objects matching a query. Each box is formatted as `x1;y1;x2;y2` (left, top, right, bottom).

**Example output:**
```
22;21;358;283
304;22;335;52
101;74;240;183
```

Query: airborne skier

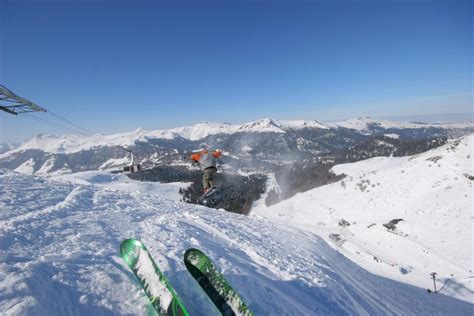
190;148;222;194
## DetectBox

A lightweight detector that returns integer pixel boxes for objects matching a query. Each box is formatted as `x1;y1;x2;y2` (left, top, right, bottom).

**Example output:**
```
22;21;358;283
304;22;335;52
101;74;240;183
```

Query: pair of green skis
120;239;253;316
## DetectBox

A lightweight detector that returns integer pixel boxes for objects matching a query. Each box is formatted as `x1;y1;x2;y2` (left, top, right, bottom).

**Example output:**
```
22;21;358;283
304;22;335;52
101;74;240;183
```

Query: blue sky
0;0;472;142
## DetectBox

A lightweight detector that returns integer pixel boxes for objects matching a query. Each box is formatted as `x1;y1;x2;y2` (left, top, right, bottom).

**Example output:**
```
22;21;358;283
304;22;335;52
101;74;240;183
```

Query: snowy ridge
278;119;329;130
329;116;474;131
166;118;328;138
164;121;237;141
253;134;474;302
0;143;19;154
236;118;286;133
0;169;472;315
1;130;151;156
2;117;473;156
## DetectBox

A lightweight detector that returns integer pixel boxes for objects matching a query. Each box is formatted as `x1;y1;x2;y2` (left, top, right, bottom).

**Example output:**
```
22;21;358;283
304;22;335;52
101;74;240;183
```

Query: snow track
1;169;472;315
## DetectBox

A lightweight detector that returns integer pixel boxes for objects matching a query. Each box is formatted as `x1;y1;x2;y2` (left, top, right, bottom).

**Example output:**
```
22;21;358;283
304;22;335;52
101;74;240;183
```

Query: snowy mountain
1;117;472;177
329;116;474;133
253;135;474;303
0;143;19;154
1;169;472;315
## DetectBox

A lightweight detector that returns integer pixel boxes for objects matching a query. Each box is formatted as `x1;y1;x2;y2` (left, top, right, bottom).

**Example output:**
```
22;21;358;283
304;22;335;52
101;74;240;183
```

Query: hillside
252;134;474;303
1;169;472;315
1;117;472;177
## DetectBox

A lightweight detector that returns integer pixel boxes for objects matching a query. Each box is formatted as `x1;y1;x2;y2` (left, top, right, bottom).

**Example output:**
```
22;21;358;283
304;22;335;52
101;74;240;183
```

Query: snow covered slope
329;116;474;131
253;135;474;303
3;117;472;156
1;169;472;315
0;143;19;154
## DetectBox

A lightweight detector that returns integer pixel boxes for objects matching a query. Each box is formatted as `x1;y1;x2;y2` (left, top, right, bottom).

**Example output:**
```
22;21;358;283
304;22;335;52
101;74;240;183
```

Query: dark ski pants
203;167;217;190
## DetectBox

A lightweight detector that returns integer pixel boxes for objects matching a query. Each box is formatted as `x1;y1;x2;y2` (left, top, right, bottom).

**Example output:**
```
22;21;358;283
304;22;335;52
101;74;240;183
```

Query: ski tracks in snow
1;170;473;315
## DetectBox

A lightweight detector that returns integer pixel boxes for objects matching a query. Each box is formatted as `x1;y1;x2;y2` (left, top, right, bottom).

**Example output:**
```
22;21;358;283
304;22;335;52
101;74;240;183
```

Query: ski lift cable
1;84;93;136
23;113;89;136
46;109;94;135
23;113;90;137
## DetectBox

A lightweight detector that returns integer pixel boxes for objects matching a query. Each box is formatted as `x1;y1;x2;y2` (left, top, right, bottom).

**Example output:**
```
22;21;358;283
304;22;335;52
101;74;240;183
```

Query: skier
190;149;222;194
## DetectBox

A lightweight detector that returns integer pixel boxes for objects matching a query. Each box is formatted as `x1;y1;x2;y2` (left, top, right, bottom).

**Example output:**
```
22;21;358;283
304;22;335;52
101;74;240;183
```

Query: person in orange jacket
190;149;222;193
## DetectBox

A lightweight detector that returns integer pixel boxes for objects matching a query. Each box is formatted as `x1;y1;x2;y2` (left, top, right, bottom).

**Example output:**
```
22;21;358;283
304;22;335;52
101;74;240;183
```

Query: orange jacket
190;150;221;162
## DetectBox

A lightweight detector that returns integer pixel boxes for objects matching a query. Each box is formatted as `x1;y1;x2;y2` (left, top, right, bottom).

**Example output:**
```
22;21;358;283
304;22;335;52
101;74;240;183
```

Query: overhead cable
23;113;90;137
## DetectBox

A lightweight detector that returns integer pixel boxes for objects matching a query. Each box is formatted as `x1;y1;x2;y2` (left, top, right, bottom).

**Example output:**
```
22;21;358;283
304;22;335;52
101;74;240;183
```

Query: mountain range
1;117;473;177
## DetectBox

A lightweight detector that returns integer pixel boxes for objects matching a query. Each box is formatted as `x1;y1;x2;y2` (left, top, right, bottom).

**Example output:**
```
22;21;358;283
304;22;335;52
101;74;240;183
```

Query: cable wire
23;113;90;137
46;110;94;135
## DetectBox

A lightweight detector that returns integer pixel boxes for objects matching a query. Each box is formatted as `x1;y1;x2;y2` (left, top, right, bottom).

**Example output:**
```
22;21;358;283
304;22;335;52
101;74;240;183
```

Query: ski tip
183;248;205;259
120;238;145;266
120;238;143;250
184;248;213;272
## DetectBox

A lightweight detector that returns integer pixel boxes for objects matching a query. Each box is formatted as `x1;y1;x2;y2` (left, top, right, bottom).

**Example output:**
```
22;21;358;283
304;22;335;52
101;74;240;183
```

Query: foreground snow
253;135;474;303
1;170;472;315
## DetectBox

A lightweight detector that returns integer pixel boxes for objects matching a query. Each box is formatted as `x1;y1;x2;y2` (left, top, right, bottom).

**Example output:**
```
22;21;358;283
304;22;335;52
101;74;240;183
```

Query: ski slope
253;135;474;303
1;169;472;315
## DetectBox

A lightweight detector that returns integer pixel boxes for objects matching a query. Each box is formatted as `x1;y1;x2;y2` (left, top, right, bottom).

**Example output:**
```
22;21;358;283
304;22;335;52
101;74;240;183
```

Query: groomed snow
1;169;472;315
253;135;474;303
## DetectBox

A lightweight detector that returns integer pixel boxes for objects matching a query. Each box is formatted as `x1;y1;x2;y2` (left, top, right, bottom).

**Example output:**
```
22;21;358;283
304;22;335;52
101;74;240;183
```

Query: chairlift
121;147;141;173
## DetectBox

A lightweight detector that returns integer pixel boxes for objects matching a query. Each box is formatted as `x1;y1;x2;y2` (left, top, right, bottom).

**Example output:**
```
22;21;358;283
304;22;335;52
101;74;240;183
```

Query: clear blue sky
0;0;472;142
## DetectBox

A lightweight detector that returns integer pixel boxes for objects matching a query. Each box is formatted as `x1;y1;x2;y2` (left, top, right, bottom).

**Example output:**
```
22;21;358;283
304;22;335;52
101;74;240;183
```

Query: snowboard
120;239;189;316
184;248;253;316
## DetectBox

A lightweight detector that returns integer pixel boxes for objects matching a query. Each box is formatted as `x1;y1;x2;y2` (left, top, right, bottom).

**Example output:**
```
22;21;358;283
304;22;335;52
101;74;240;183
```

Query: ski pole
430;272;437;293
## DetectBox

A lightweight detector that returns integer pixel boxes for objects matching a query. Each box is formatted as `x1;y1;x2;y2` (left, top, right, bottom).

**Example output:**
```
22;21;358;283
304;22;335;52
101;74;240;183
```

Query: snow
241;145;253;152
253;135;474;303
1;168;472;315
133;244;173;312
3;117;472;156
52;170;188;202
99;156;130;170
14;158;35;174
236;118;286;133
251;173;281;210
166;121;237;141
278;119;329;130
330;116;474;131
235;118;329;133
35;157;56;175
0;143;19;154
384;133;400;139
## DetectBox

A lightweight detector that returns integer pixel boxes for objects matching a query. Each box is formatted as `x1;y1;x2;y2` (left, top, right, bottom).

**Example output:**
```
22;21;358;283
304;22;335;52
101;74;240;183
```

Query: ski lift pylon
120;146;141;173
0;85;47;115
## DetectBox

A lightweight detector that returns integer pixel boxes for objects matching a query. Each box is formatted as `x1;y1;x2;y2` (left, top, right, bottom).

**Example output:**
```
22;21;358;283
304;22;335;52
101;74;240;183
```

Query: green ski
184;248;253;316
120;239;189;316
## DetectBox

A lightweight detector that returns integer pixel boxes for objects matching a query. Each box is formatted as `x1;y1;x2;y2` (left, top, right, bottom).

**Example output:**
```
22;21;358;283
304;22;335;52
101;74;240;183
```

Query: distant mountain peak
2;117;473;157
237;118;286;133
